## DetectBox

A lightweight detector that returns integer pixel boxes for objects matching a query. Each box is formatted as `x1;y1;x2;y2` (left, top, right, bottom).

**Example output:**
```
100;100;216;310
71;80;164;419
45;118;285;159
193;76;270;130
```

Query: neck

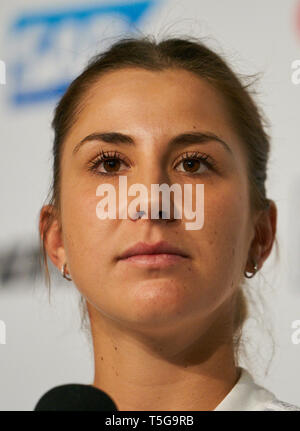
88;304;239;411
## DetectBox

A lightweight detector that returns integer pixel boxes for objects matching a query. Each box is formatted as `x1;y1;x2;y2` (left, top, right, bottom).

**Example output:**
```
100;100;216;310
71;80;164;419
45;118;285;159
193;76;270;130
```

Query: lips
118;240;189;260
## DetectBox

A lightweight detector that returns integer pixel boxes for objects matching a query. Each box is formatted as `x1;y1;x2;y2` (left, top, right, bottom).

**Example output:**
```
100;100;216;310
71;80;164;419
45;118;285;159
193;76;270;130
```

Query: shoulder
263;398;300;411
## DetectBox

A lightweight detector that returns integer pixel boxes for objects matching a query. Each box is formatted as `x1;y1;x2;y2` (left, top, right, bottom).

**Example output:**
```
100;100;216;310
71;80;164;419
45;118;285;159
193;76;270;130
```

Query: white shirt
214;367;300;411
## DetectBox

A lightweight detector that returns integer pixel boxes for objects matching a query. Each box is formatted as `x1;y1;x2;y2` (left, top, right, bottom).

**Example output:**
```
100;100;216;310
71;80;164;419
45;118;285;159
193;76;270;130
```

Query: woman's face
55;68;256;334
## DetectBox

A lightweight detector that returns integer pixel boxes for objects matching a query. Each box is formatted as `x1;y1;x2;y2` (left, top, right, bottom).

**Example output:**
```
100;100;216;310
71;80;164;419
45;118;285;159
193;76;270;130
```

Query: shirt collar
214;367;275;411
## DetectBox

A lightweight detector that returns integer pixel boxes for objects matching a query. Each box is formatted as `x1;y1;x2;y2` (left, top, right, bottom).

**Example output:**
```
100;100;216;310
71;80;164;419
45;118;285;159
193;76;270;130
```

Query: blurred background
0;0;299;411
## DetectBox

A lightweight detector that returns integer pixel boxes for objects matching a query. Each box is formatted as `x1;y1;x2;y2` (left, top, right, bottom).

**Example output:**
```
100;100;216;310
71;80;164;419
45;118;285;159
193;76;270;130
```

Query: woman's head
39;35;277;360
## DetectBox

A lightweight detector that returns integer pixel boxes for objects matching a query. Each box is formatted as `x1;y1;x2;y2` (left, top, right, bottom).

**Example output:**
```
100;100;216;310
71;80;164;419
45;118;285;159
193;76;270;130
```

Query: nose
135;209;169;220
126;164;179;223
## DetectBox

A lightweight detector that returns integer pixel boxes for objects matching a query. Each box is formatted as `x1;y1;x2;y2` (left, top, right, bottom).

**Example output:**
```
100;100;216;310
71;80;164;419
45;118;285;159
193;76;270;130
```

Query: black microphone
34;384;118;411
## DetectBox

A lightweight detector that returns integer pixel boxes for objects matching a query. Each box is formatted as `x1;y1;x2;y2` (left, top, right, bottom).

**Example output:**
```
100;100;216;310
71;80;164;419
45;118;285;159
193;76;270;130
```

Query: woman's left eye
174;152;216;175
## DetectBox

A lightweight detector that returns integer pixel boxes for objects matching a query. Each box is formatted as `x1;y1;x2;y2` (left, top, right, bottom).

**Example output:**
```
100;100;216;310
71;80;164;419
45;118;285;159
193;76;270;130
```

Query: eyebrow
72;131;233;155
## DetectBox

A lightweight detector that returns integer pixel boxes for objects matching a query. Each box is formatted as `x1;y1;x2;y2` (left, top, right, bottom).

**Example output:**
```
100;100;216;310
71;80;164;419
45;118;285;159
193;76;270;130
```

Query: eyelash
87;149;217;177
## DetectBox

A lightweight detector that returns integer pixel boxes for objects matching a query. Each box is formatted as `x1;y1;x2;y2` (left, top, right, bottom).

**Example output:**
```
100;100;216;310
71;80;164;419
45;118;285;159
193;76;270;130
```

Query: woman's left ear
251;199;277;268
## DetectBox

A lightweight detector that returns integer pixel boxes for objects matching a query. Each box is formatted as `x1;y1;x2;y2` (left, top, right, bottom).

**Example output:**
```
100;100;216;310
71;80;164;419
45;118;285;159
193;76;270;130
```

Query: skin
40;67;277;411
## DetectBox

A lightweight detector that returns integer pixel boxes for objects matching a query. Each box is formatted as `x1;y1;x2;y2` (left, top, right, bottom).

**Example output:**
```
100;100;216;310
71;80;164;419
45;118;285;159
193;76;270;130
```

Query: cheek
199;179;250;285
60;185;115;281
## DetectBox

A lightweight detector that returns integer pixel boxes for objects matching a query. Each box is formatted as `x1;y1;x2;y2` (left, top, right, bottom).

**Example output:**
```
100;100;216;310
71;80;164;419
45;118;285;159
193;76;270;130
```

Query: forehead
66;67;238;149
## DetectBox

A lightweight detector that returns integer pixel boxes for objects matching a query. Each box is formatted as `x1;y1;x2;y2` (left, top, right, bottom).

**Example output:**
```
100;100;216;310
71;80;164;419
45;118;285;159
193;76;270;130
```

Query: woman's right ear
39;205;66;272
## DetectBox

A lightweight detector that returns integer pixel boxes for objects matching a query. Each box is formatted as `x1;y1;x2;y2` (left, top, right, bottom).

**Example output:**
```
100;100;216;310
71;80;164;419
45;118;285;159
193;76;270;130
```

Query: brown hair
39;34;278;368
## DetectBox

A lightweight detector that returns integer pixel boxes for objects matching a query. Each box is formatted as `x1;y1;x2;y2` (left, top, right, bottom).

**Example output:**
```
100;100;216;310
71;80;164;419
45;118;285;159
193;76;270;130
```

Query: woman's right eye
87;150;129;176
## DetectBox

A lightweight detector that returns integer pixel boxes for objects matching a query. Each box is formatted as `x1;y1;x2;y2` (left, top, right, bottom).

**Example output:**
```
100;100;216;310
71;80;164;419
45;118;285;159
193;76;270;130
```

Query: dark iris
104;159;121;172
183;159;200;173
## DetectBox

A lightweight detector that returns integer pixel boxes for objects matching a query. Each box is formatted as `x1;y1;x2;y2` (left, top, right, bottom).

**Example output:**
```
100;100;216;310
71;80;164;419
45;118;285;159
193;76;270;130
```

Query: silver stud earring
244;258;258;279
61;262;72;281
